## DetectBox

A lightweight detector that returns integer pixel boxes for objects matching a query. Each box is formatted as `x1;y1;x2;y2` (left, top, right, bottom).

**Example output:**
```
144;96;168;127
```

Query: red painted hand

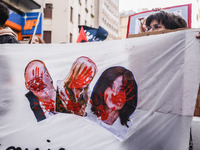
27;66;47;92
69;66;93;89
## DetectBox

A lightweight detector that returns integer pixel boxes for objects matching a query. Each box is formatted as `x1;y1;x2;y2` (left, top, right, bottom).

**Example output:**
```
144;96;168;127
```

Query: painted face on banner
104;76;127;110
25;61;54;102
69;58;96;89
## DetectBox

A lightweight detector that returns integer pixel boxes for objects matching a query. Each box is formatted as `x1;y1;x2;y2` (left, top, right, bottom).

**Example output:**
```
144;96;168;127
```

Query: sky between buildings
119;0;199;27
119;0;198;12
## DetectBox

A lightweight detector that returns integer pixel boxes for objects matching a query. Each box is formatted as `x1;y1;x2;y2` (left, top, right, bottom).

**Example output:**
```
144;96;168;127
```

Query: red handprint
90;99;113;121
69;66;93;89
37;97;55;116
27;66;47;92
122;80;135;101
33;92;55;116
66;99;81;114
58;87;82;114
58;87;70;108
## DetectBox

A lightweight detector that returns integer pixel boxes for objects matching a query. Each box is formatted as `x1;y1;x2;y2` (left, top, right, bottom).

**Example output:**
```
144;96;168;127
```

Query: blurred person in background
28;35;45;44
0;2;19;44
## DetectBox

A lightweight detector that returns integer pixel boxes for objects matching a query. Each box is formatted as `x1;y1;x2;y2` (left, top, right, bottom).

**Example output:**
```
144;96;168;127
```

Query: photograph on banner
24;60;56;122
127;4;191;36
85;66;138;140
56;56;97;116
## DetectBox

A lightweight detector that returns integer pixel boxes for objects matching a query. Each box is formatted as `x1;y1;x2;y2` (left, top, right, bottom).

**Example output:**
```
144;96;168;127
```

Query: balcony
2;0;43;13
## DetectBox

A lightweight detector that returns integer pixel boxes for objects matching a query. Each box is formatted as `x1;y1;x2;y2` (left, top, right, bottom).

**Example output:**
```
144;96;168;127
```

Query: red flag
76;26;88;43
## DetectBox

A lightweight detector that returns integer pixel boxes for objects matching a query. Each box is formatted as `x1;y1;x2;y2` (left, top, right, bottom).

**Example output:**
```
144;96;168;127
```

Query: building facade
42;0;120;43
42;0;96;43
95;0;120;40
119;10;135;39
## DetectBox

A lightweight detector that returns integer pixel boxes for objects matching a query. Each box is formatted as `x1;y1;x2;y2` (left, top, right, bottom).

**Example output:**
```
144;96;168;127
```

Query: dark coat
0;35;19;44
25;91;46;122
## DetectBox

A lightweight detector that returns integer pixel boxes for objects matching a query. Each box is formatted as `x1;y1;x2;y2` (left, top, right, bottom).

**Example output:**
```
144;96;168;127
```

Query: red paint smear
122;80;135;101
37;98;55;115
59;89;82;114
64;89;70;100
90;80;135;121
66;99;81;114
27;67;47;92
34;102;39;105
69;66;93;89
90;99;114;121
105;91;127;106
100;92;103;98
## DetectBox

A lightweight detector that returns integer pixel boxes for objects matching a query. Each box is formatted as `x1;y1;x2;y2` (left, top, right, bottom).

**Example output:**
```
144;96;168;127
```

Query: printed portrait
56;56;97;116
85;66;137;139
24;60;56;122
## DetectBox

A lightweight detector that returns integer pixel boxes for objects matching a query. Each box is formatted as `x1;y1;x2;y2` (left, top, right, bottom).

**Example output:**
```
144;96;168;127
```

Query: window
70;7;73;23
43;31;51;43
85;20;87;25
70;33;73;43
78;14;81;25
44;4;52;19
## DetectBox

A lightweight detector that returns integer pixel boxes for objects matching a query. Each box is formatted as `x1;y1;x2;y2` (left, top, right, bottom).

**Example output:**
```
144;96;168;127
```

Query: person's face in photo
146;19;166;32
25;61;54;102
104;75;127;110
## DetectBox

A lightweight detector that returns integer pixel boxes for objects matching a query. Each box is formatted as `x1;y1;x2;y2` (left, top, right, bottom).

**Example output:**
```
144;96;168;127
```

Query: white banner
0;29;200;150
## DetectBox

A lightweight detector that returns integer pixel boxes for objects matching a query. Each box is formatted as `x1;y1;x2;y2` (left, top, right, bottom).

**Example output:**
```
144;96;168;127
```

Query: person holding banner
141;10;200;39
24;60;56;122
140;10;195;150
56;56;97;116
139;11;187;33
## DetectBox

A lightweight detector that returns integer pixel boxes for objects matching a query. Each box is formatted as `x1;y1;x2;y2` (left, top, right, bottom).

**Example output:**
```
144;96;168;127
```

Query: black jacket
25;91;46;122
0;35;19;44
0;27;19;44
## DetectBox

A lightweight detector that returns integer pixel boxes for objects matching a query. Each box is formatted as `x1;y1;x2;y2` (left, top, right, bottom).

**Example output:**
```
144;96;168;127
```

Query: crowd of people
0;2;45;44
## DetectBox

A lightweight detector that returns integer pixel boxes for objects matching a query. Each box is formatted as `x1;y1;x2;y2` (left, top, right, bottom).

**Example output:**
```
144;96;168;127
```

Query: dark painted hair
91;66;138;127
146;11;187;30
0;2;9;27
